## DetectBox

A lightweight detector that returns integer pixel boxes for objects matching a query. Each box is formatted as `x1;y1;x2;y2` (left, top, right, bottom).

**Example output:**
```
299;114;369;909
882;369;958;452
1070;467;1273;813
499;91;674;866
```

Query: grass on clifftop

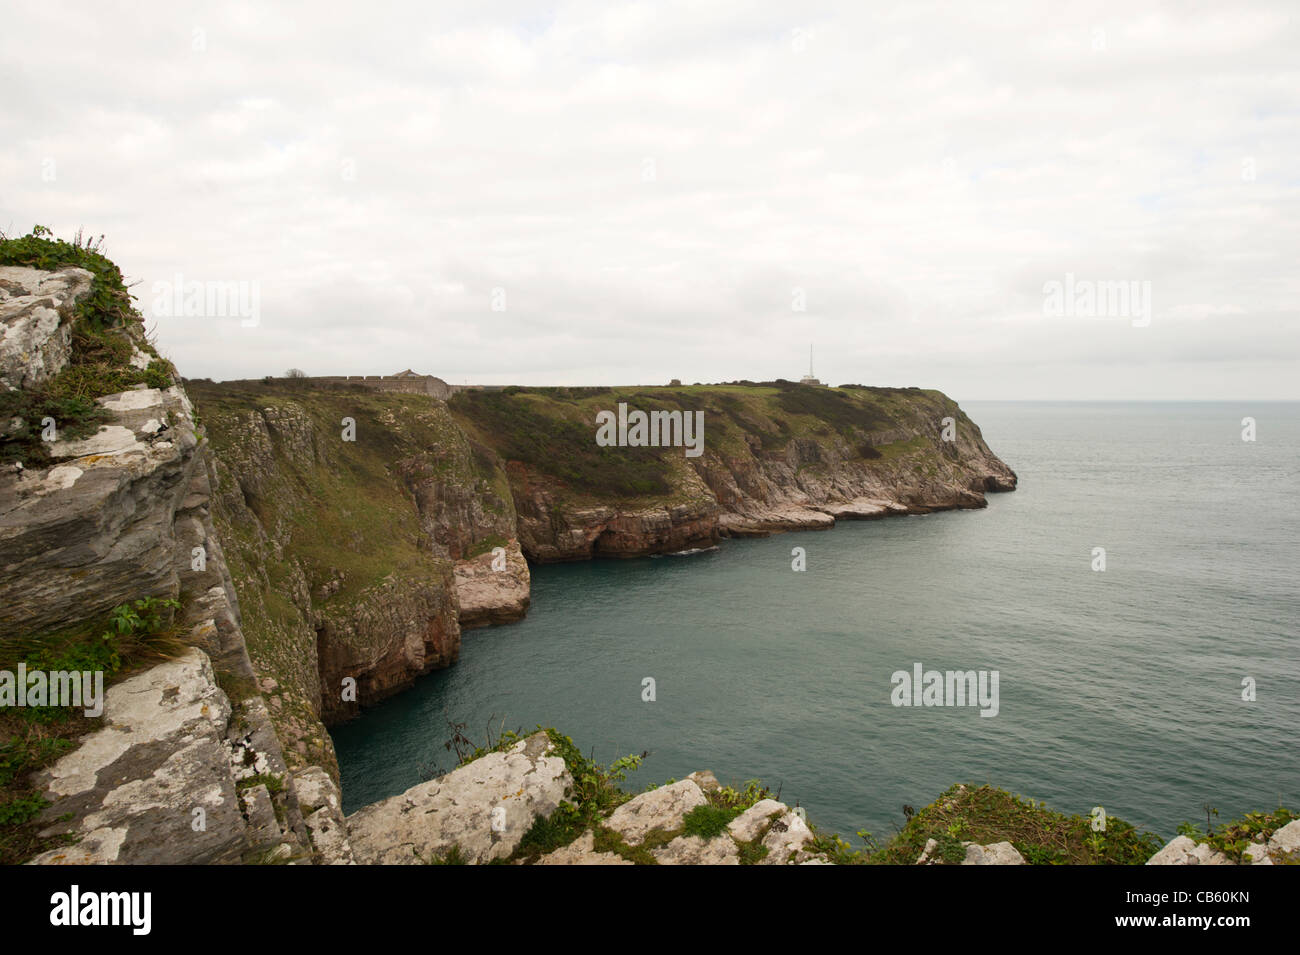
0;226;175;465
449;381;951;501
449;388;674;497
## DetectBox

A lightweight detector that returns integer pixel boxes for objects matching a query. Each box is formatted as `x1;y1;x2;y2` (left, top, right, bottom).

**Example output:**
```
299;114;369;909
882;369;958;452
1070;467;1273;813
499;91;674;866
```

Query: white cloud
1;0;1296;398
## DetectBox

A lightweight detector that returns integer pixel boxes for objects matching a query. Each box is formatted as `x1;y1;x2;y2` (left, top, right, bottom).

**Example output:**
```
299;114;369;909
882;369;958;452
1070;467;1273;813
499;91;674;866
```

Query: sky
1;0;1297;400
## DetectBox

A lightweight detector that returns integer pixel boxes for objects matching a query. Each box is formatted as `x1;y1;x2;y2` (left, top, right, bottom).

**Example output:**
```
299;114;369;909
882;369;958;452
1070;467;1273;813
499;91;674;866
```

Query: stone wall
210;374;486;400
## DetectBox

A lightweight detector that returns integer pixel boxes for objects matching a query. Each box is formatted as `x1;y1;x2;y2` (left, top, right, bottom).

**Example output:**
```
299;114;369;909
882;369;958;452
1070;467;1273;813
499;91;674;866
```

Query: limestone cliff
186;381;521;765
448;384;1017;560
0;253;324;863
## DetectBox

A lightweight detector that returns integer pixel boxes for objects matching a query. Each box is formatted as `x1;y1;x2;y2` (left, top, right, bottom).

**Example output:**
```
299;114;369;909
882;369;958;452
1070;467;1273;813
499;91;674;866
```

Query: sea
332;401;1299;841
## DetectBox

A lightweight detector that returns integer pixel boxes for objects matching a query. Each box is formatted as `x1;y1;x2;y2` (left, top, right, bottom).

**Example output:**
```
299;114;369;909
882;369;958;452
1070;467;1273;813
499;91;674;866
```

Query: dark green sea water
332;402;1299;840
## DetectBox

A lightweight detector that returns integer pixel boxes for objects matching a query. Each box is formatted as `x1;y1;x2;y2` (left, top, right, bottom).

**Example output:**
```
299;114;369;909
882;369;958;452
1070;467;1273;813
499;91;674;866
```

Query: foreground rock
535;831;632;866
538;771;828;866
915;838;1027;865
962;842;1027;865
29;649;311;864
0;385;201;638
345;732;571;864
1146;822;1300;866
605;777;708;845
291;766;354;865
0;265;93;391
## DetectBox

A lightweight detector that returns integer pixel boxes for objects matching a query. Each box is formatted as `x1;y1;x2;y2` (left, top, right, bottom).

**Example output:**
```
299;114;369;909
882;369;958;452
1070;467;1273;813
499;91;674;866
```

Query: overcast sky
2;1;1297;400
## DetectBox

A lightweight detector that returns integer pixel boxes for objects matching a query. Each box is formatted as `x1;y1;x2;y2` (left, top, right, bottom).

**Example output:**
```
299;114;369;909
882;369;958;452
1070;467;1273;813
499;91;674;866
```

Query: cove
332;401;1300;841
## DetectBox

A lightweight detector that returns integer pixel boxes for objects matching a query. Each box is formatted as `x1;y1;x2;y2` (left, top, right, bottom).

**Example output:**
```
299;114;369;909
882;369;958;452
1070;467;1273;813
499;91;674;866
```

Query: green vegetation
590;824;659;864
0;227;176;465
422;844;468;865
860;784;1165;865
737;840;770;865
772;381;891;434
450;389;673;497
235;773;287;796
707;778;776;812
466;534;510;559
449;380;962;503
682;803;741;839
1177;806;1297;864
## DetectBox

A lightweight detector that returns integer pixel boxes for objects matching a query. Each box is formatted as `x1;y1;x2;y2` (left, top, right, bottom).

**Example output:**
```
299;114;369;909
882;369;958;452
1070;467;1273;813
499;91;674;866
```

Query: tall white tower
800;344;822;386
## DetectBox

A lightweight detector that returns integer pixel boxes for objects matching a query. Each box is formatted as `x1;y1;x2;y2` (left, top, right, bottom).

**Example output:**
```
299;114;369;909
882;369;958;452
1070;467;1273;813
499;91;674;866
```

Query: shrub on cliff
1176;806;1298;863
0;226;176;465
773;383;892;435
867;784;1164;865
450;389;672;497
0;226;137;331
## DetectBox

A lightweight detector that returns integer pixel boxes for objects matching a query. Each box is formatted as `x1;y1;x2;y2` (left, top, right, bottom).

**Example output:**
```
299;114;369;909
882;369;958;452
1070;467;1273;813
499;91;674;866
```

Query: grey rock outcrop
0;270;350;865
454;538;531;629
916;837;1026;865
28;648;309;864
1146;835;1234;866
0;385;199;639
535;831;631;866
345;731;572;864
536;773;826;866
0;266;93;391
605;778;708;846
1147;822;1300;866
292;766;355;864
961;841;1027;865
1267;819;1300;856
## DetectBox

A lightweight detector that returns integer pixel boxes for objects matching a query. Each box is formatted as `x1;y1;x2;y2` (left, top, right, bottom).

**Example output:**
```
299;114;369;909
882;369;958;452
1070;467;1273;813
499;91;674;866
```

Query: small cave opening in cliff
238;478;271;526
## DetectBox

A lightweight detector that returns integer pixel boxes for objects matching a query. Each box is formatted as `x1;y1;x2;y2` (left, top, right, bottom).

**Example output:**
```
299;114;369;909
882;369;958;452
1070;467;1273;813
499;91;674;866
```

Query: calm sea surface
333;402;1299;840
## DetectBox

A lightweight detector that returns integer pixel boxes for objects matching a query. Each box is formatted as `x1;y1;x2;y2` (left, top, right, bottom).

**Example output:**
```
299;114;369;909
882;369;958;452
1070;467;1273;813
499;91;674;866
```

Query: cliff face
449;384;1017;560
0;263;325;863
187;382;524;766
